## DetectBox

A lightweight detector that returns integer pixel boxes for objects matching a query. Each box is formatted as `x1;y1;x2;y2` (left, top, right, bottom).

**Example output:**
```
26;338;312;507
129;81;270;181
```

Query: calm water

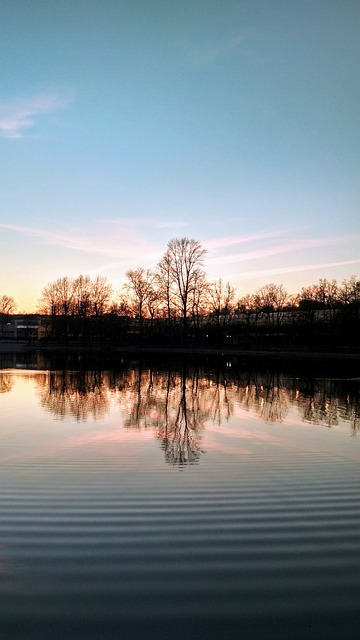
1;353;360;639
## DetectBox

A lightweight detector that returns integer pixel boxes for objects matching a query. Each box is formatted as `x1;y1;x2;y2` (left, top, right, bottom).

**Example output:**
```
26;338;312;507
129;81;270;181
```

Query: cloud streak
0;92;73;139
204;230;286;252
0;222;288;270
235;258;360;281
3;223;358;266
0;222;159;261
2;222;359;291
206;234;360;267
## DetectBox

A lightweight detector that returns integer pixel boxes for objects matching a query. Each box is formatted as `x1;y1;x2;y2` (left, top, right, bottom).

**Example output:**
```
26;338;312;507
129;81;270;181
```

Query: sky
0;0;359;312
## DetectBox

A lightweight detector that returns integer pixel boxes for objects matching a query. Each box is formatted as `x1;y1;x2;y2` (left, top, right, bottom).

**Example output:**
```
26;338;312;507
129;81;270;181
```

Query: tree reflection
0;373;13;394
121;365;211;465
36;370;110;421
235;369;289;423
28;360;360;462
157;368;205;465
110;363;238;465
293;376;360;432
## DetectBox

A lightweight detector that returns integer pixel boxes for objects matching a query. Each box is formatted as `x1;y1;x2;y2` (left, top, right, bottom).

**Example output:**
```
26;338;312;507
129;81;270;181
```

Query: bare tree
313;278;338;307
55;276;73;340
38;274;113;341
190;270;209;336
90;276;113;340
235;294;260;345
296;284;323;345
0;294;16;314
207;278;235;336
124;267;157;338
0;294;16;339
298;278;339;339
340;275;360;307
161;237;207;342
38;277;74;339
72;275;92;319
338;275;360;349
145;283;161;329
91;276;113;316
114;294;132;317
253;283;289;332
38;282;60;316
55;277;73;316
156;250;175;325
312;279;339;329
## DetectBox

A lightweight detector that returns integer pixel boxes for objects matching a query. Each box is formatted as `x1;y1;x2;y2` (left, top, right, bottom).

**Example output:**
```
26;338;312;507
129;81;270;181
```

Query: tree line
1;237;360;350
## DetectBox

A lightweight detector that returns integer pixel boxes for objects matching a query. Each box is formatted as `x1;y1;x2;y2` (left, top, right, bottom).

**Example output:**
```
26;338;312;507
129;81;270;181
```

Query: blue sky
0;0;359;311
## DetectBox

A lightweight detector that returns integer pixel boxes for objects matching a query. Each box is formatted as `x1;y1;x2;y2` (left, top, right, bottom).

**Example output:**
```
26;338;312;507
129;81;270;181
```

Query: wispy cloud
1;223;108;254
0;92;73;139
235;259;360;281
204;230;285;252
206;234;360;267
0;222;159;261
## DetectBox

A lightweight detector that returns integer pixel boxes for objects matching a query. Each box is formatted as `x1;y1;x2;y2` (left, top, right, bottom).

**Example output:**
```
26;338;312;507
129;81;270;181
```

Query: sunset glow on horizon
1;1;359;313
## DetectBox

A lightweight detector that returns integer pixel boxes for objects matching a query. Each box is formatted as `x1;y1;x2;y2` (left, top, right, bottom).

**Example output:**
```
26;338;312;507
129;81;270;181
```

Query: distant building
0;314;48;341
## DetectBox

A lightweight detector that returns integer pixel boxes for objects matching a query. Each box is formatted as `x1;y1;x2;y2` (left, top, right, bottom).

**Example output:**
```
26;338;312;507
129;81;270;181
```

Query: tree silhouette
156;250;175;326
38;274;113;341
0;294;16;314
124;268;157;339
0;294;17;338
253;283;289;338
208;278;235;342
3;235;353;351
161;237;207;343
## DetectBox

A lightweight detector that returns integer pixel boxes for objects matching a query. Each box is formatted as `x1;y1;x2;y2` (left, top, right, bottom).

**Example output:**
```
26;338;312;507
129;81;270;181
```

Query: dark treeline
2;237;360;351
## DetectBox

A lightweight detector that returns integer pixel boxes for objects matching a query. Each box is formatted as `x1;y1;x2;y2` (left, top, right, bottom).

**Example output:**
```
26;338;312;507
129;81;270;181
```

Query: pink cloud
0;221;158;261
204;230;284;252
207;234;360;268
235;258;360;281
0;92;73;139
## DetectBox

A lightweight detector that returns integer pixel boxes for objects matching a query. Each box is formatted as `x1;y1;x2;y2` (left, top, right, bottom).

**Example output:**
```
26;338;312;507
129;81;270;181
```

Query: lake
1;352;360;639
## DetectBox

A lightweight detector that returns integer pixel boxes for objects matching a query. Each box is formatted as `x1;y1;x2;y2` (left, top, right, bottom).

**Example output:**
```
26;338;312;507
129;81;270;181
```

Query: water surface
1;354;360;639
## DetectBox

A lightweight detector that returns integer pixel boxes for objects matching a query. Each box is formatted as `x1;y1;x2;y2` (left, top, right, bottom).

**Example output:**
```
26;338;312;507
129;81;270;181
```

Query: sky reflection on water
1;361;359;468
1;357;360;640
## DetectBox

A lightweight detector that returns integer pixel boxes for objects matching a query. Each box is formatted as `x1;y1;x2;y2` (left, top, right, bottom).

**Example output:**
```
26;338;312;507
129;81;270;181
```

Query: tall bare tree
157;250;175;325
161;237;207;342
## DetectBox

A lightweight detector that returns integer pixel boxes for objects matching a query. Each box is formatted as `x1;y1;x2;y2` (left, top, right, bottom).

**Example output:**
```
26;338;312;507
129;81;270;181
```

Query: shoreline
1;340;360;361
